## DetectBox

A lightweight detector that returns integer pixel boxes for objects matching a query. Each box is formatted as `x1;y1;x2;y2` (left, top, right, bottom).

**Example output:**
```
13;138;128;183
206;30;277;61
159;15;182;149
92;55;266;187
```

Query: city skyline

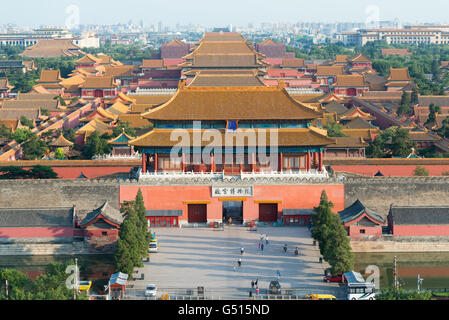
3;0;449;29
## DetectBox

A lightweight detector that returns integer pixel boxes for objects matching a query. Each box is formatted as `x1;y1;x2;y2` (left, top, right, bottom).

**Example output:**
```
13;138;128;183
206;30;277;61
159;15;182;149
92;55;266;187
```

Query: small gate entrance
222;201;243;224
188;204;207;223
259;203;278;222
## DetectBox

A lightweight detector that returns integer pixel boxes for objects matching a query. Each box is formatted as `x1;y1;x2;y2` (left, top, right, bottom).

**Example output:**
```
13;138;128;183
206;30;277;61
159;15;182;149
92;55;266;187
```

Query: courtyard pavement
126;226;344;300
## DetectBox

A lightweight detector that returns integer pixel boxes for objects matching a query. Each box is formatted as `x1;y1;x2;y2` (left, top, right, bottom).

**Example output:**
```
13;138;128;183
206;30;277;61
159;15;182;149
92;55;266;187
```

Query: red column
319;151;323;172
182;153;186;172
211;153;215;173
142;153;147;173
280;153;283;172
251;153;256;172
306;152;311;171
154;153;158;173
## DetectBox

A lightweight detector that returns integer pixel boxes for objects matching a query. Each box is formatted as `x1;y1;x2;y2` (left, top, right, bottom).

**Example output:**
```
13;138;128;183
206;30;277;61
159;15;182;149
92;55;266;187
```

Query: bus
346;282;376;300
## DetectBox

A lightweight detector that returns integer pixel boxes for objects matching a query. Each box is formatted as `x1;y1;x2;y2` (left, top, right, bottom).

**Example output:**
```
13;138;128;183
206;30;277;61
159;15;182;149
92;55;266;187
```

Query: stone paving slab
127;226;343;299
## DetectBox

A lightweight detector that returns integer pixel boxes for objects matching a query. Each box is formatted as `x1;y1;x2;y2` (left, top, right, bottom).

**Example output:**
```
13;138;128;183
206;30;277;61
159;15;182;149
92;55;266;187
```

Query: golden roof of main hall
141;85;323;121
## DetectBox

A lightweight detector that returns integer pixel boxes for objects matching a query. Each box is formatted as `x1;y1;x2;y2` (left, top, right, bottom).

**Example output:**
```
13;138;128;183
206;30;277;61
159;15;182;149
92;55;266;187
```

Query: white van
149;240;158;253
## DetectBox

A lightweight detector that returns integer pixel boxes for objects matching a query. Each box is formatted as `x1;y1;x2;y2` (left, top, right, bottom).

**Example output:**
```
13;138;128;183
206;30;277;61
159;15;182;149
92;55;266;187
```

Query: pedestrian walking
255;278;258;288
256;288;259;295
283;243;288;253
265;236;269;245
238;258;242;267
276;270;281;278
258;243;261;250
251;280;254;288
240;247;245;255
260;234;264;241
228;217;232;224
249;289;252;297
261;243;264;251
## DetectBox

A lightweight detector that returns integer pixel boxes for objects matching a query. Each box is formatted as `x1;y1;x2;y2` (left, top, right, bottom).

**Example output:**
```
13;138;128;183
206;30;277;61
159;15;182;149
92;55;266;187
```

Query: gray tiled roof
79;201;123;227
324;101;348;115
389;206;449;225
339;200;385;224
0;207;74;227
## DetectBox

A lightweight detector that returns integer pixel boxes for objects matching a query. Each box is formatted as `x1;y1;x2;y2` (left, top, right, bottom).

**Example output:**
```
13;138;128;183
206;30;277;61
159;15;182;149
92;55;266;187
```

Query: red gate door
259;204;278;222
188;204;207;223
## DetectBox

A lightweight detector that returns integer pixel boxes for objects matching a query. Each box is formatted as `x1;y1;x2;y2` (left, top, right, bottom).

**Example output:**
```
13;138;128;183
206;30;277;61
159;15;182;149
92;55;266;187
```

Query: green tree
323;118;346;137
438;116;449;138
12;128;34;143
390;127;414;158
54;147;65;160
377;288;432;300
425;103;441;126
112;121;136;138
21;134;48;160
413;165;430;176
28;165;58;179
134;189;150;258
0;166;30;179
312;190;354;275
411;87;419;105
0;121;12;140
19;116;34;128
114;202;143;278
397;91;412;115
81;131;112;159
367;127;414;158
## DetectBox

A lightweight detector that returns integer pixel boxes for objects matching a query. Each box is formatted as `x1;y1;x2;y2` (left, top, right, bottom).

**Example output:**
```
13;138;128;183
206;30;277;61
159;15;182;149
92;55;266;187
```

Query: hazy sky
5;0;449;28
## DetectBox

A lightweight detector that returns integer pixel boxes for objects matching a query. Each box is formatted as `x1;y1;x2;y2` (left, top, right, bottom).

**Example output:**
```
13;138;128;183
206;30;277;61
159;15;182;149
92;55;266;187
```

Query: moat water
2;252;449;293
0;255;115;294
354;252;449;291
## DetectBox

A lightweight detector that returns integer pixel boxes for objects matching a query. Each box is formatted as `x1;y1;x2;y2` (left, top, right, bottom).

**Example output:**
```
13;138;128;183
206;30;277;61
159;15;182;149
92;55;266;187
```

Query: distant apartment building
335;25;449;46
0;28;99;48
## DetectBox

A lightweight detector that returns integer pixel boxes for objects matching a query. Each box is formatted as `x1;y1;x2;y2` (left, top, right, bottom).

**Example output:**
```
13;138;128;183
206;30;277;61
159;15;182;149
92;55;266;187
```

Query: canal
0;255;115;294
354;252;449;291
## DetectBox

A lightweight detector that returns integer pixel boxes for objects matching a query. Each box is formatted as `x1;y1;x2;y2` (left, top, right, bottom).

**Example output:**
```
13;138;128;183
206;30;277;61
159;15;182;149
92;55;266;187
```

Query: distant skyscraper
158;21;163;33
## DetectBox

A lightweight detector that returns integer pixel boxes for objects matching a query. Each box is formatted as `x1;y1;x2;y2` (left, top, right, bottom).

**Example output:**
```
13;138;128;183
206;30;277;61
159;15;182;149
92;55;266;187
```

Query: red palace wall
392;225;449;236
332;164;449;177
348;226;383;239
0;227;74;238
120;184;345;222
393;225;449;236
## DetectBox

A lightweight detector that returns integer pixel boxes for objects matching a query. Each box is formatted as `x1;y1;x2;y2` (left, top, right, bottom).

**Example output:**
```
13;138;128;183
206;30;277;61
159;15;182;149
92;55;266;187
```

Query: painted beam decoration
212;186;253;197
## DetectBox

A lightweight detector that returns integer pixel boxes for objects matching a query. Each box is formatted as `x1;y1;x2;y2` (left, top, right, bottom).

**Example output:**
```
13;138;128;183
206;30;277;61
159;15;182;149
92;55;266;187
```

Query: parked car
269;280;281;294
323;274;344;283
145;284;157;297
149;240;158;253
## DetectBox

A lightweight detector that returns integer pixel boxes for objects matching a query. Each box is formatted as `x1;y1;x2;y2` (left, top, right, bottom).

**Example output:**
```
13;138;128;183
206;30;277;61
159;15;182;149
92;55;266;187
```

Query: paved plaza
127;226;344;299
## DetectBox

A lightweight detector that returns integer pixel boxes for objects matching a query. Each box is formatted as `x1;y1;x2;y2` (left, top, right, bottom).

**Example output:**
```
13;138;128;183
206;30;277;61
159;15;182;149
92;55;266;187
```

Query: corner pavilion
121;83;344;227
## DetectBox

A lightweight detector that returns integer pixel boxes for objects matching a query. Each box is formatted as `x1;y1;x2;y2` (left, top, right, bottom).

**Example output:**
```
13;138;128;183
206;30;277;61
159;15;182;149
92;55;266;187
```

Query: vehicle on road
78;281;92;292
269;280;281;294
304;294;337;300
149;240;158;253
145;284;157;297
346;282;376;300
344;271;376;300
323;274;344;283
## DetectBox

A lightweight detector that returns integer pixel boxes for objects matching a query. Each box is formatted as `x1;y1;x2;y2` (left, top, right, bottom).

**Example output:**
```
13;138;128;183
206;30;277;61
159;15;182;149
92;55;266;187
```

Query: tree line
114;189;151;278
311;190;354;275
